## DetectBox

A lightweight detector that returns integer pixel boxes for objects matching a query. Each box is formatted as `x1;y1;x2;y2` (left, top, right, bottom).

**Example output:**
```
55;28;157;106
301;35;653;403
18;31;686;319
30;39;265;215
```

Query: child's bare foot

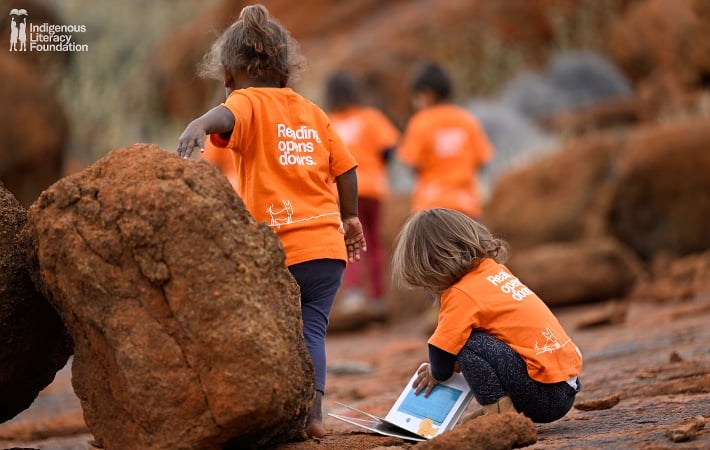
306;390;326;438
306;418;325;438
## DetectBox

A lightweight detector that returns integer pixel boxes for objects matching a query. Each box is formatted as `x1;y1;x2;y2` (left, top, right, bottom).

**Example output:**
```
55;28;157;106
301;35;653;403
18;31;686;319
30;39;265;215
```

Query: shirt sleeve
428;288;480;355
397;114;426;169
428;343;457;382
217;94;252;154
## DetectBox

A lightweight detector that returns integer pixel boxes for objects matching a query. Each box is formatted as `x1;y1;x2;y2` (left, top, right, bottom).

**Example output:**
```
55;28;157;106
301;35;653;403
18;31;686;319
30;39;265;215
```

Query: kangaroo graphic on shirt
267;200;294;228
534;327;570;355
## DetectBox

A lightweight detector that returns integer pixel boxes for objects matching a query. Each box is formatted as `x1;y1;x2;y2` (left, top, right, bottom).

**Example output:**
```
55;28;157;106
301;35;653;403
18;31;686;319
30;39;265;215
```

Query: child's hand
342;217;367;263
412;363;438;397
177;106;235;159
177;120;207;159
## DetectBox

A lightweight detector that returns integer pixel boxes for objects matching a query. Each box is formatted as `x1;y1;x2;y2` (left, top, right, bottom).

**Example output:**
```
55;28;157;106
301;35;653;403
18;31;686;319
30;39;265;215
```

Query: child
392;208;582;423
175;4;367;438
397;62;494;218
324;70;400;315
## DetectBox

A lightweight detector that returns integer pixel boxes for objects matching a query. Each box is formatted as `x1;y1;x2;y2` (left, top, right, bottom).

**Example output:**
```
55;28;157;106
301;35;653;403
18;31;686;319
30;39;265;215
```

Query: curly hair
391;208;508;295
199;4;305;87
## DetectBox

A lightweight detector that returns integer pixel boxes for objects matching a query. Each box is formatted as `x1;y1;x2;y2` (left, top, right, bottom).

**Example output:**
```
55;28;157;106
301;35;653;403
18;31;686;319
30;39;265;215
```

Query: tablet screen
384;363;474;438
397;384;463;425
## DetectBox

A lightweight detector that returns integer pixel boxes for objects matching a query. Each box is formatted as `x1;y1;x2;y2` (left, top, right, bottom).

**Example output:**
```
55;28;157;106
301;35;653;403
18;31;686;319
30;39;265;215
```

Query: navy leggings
457;331;581;423
288;259;345;394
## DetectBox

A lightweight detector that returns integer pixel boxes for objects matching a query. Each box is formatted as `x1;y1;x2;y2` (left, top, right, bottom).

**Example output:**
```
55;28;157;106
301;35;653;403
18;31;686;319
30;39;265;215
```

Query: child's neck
240;79;281;89
232;70;282;90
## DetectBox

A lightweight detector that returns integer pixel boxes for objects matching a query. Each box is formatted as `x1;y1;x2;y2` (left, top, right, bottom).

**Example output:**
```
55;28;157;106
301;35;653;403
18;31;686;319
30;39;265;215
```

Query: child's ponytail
239;4;278;58
199;3;305;87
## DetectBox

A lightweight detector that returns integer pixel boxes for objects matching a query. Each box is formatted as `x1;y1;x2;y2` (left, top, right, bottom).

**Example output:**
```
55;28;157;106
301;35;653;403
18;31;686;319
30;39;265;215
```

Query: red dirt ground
0;294;708;449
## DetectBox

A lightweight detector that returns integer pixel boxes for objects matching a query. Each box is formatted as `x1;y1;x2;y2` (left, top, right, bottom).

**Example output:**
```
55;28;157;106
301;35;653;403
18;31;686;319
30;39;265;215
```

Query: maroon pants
342;197;385;299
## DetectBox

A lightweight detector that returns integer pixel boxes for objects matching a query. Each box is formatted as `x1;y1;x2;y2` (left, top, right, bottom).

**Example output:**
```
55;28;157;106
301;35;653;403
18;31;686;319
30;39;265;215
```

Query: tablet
384;363;474;438
329;362;474;440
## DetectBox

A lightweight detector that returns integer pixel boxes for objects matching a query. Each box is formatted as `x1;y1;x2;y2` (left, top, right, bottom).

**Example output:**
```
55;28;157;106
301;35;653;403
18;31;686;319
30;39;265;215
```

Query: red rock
508;238;641;306
665;415;705;442
0;182;73;423
483;133;622;250
608;117;710;259
24;144;314;449
628;250;710;301
416;412;537;450
574;393;621;411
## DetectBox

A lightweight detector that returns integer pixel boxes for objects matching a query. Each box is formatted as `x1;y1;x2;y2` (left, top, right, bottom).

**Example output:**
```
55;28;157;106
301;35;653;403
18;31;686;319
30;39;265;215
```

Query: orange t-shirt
200;139;238;189
397;104;493;217
328;106;400;200
429;258;583;384
211;87;358;267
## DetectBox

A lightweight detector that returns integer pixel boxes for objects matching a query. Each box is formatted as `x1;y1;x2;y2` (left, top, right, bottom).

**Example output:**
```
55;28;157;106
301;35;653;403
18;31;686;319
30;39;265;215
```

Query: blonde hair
391;209;508;295
199;4;305;86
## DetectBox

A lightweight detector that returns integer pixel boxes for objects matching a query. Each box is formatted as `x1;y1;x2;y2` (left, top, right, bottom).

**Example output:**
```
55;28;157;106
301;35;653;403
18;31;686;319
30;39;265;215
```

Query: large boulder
0;182;73;423
608;117;710;259
23;144;314;449
507;237;642;306
483;132;622;250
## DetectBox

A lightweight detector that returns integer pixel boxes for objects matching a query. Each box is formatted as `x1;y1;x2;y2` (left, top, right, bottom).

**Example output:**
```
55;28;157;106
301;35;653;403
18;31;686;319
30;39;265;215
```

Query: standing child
324;70;400;316
397;62;494;218
392;208;582;423
176;4;367;438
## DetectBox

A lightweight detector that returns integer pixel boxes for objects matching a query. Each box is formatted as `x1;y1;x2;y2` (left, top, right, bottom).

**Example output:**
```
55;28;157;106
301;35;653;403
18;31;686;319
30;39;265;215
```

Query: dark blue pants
457;331;581;423
289;259;345;394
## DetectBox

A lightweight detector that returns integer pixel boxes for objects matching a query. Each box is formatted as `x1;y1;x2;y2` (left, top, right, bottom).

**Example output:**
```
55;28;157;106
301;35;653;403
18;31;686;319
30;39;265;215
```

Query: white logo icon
534;327;571;355
9;9;28;52
267;200;294;228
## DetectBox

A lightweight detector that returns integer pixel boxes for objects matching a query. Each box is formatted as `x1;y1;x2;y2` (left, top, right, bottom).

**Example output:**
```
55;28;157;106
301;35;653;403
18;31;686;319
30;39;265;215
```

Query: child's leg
289;259;345;392
288;259;345;436
457;331;579;423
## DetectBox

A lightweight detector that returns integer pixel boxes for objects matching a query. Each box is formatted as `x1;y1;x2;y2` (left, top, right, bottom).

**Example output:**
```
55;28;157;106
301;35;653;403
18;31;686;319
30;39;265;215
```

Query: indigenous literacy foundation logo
8;8;88;52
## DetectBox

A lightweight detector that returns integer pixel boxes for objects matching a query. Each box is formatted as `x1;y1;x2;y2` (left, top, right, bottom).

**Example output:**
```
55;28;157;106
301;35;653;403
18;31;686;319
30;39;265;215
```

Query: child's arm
428;344;457;381
177;106;235;159
334;167;367;263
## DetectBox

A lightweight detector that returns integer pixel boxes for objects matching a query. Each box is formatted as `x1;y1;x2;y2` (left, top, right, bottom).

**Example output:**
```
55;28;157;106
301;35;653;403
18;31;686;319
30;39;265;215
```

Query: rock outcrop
608;117;710;259
24;144;314;449
417;412;537;450
483;132;622;250
508;237;642;306
0;182;72;423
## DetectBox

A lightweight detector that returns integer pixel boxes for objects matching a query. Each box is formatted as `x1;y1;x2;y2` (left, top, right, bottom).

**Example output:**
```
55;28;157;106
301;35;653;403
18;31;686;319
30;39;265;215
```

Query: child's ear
223;68;233;89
